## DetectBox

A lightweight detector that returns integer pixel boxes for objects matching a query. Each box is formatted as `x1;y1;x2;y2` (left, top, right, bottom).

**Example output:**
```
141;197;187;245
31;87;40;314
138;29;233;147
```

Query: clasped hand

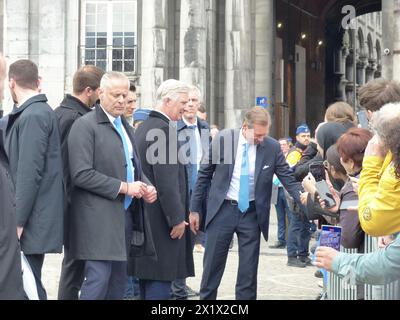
126;182;158;203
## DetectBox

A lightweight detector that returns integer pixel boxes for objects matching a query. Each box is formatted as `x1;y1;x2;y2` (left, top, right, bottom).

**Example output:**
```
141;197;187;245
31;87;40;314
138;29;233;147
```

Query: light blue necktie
114;117;133;210
238;142;250;213
188;125;198;191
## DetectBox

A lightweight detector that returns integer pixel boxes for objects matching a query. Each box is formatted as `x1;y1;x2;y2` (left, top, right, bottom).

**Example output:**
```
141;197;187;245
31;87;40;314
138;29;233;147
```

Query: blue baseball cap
296;124;310;136
134;108;152;122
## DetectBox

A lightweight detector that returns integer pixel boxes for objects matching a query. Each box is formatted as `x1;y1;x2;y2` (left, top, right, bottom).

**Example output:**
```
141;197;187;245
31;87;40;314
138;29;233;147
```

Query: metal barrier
326;235;400;300
327;248;358;300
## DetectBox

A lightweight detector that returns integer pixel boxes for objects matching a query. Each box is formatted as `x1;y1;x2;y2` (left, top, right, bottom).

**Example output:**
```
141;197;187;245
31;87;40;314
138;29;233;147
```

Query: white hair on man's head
188;85;203;103
371;102;400;141
100;71;130;89
155;79;190;109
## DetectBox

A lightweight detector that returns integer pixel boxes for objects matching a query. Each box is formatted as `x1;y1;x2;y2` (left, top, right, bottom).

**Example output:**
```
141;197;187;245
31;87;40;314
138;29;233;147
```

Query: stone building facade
0;0;399;137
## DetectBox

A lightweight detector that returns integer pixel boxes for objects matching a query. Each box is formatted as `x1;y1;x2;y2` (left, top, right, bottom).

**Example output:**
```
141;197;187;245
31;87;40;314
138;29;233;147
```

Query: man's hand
314;247;340;272
142;185;157;204
17;227;24;240
170;221;189;240
349;176;359;194
365;135;386;158
127;181;148;199
378;235;394;249
302;173;317;196
300;192;309;206
189;212;200;235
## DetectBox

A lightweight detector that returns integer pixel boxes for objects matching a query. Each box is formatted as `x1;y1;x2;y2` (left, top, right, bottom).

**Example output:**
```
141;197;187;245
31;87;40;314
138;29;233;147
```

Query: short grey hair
371;102;400;145
100;71;130;89
188;85;203;103
155;79;190;108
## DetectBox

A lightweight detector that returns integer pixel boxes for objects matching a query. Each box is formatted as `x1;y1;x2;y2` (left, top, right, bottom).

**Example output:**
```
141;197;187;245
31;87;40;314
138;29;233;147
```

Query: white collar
154;110;171;121
17;93;41;108
100;105;118;124
183;117;198;128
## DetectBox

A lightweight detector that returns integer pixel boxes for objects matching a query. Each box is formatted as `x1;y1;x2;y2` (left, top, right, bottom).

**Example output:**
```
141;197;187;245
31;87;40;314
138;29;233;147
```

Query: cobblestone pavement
42;208;322;300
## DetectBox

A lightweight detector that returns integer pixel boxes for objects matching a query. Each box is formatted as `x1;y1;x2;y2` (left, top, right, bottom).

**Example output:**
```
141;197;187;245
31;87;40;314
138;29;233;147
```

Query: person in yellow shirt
358;102;400;237
286;124;311;168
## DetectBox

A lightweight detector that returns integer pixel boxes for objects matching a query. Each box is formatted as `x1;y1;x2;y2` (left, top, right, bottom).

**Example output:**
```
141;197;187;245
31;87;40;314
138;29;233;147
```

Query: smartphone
339;199;359;210
357;110;370;129
320;225;342;251
315;180;336;209
309;163;326;182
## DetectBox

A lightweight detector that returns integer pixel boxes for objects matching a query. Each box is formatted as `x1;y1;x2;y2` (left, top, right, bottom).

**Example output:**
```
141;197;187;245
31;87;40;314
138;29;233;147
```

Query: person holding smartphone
316;103;400;286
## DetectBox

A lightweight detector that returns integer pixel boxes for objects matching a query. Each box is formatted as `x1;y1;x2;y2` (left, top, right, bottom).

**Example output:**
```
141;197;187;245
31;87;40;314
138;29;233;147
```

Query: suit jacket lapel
255;143;265;187
228;129;241;180
122;118;141;179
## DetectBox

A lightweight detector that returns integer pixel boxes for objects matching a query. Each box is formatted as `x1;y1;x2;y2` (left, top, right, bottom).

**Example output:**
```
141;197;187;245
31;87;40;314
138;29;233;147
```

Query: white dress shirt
182;117;203;168
100;105;135;180
226;131;256;202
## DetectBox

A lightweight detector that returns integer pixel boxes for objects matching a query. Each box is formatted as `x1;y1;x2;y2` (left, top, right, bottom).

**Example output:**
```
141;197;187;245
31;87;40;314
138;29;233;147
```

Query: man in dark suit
0;54;24;300
172;85;210;300
190;107;304;300
5;60;64;300
131;79;195;300
55;65;104;300
67;72;157;300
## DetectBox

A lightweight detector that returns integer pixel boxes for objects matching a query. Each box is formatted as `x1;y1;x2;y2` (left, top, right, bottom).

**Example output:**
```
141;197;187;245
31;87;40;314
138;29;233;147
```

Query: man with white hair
131;79;195;300
172;85;210;299
67;72;157;300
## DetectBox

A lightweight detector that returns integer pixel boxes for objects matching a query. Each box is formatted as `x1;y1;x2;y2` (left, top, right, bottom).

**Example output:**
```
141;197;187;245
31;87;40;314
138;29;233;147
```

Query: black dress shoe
299;256;313;266
314;270;323;278
269;242;286;249
185;286;199;297
287;257;306;268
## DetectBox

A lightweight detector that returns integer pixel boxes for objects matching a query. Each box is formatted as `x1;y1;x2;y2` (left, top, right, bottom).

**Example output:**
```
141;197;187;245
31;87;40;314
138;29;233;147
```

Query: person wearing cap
285;124;312;268
286;124;311;168
133;108;151;129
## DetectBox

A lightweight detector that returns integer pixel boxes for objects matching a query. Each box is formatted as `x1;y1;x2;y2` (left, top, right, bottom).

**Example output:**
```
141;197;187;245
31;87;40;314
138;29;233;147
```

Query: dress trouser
79;260;127;300
25;254;47;300
57;247;85;300
200;201;260;300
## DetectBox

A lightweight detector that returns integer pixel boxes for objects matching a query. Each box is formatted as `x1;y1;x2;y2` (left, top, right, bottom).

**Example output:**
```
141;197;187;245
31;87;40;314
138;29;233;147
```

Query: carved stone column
224;0;252;128
179;0;206;97
335;46;349;101
141;0;169;108
356;56;368;86
365;59;377;83
254;0;274;119
382;0;400;81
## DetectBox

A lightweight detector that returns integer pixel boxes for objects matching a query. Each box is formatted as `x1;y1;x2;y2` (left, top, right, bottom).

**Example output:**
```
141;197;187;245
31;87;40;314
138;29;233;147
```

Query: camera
384;48;391;56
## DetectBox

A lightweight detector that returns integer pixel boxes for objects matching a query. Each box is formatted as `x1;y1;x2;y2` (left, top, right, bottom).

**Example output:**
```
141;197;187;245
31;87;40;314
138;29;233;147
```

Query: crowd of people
1;54;400;300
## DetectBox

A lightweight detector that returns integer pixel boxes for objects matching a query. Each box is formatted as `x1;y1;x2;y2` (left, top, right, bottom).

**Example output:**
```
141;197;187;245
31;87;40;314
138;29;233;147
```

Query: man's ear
84;87;94;97
9;78;15;89
367;110;373;121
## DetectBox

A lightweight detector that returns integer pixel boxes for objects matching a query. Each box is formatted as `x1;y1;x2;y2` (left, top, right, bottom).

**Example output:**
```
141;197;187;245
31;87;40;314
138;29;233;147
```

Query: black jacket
130;111;195;281
67;106;154;261
5;94;64;254
55;94;92;201
0;134;24;300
